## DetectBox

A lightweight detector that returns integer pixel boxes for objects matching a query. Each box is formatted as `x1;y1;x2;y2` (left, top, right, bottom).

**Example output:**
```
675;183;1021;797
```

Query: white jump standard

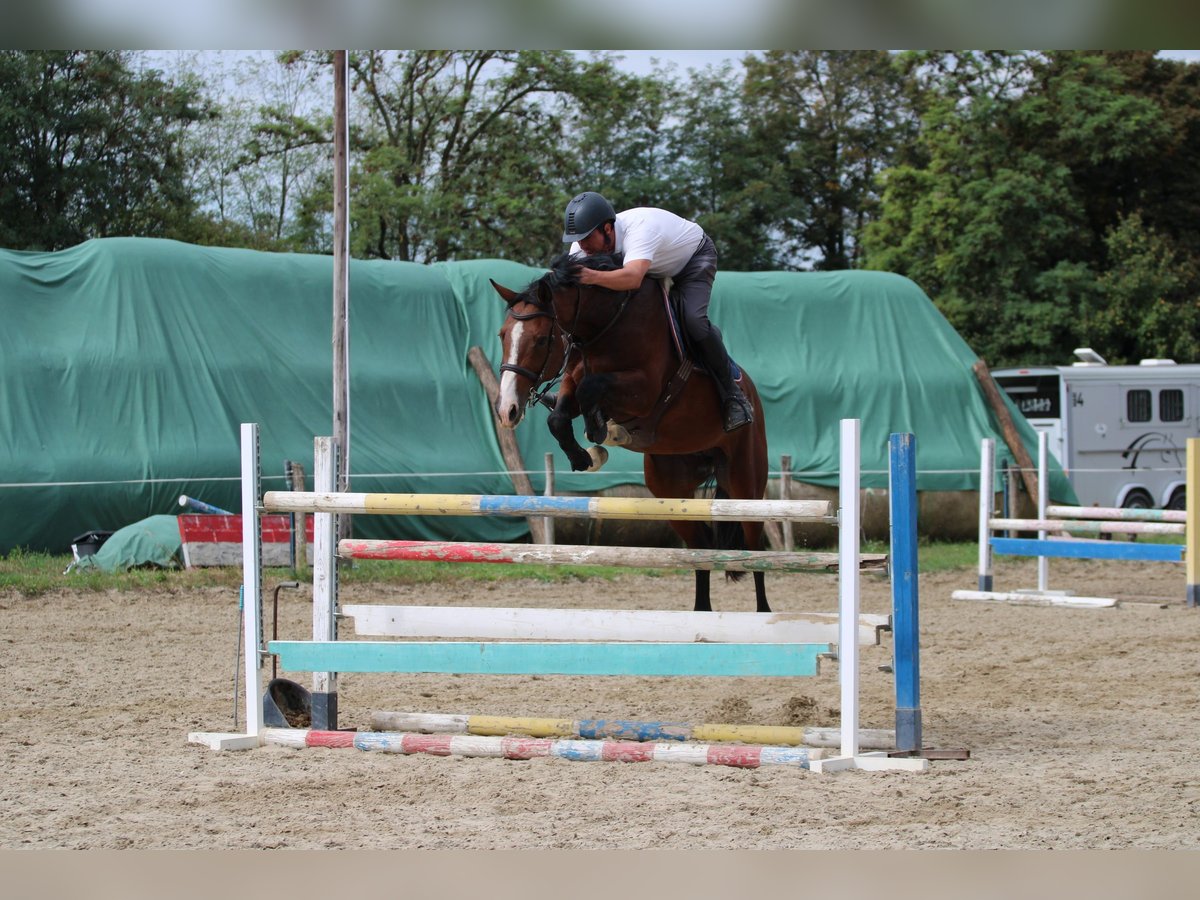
954;435;1197;608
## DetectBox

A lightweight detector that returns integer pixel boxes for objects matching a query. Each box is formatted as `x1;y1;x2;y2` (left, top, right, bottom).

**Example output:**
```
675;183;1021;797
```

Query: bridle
500;300;565;411
499;277;636;412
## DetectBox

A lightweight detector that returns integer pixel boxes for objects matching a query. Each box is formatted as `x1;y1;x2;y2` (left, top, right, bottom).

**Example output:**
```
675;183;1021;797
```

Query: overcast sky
604;49;1200;76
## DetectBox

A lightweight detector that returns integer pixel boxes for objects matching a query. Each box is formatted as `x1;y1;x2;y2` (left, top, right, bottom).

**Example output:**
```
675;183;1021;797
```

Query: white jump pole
187;422;266;750
1037;431;1049;593
839;418;860;760
312;436;339;730
242;423;264;739
978;438;995;592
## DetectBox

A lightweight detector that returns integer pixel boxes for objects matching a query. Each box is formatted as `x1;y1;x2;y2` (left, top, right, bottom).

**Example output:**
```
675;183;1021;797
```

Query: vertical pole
978;438;995;592
332;50;351;542
288;461;308;574
838;418;861;760
889;433;921;753
312;436;339;730
543;452;555;545
240;423;264;739
780;454;794;550
1037;431;1049;593
1187;438;1198;608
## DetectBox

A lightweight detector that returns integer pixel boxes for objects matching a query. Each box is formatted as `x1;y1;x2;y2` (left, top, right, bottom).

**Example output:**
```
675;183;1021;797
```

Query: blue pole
889;433;922;753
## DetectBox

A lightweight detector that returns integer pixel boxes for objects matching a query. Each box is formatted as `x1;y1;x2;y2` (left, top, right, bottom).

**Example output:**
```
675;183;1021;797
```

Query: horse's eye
535;335;549;347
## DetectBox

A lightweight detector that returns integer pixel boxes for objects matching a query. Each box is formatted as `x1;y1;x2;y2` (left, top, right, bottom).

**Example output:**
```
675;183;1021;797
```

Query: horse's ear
490;279;519;306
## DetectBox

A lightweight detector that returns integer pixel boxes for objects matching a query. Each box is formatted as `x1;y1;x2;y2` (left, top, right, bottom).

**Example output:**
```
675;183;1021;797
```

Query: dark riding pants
674;234;719;346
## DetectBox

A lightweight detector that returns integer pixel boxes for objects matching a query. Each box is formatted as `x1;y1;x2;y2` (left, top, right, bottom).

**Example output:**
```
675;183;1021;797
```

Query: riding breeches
674;235;720;345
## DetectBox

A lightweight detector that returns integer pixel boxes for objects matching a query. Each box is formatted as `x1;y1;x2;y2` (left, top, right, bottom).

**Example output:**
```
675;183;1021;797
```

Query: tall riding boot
698;332;753;432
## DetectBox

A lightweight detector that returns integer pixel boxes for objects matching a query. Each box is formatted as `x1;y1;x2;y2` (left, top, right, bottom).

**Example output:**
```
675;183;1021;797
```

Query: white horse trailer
992;349;1198;510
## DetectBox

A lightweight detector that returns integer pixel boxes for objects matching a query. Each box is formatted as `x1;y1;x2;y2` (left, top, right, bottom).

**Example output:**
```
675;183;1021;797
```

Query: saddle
602;279;737;450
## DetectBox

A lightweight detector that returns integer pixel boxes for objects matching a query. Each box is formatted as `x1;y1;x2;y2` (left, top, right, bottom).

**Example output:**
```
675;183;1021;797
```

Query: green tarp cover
0;238;1071;555
71;515;182;572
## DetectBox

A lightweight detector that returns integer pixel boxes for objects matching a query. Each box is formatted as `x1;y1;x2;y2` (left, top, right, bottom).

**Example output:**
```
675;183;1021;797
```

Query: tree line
2;49;1197;366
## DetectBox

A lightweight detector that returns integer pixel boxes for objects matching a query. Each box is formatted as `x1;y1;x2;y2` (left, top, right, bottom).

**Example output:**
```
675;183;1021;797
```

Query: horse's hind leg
717;452;771;613
694;570;711;613
752;571;768;613
645;455;714;613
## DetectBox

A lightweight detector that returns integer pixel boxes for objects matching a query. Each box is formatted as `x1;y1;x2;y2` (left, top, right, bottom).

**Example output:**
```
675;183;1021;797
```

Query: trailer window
1159;389;1184;422
1127;389;1152;422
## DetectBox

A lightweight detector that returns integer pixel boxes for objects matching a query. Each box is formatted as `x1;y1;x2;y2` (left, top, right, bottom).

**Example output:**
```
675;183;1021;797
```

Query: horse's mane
539;251;626;292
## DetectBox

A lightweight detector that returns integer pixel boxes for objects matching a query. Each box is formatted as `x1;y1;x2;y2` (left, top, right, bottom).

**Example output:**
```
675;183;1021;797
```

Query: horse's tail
711;485;747;583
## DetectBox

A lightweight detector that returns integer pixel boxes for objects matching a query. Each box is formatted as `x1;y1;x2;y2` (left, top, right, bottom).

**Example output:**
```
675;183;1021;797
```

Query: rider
561;191;754;433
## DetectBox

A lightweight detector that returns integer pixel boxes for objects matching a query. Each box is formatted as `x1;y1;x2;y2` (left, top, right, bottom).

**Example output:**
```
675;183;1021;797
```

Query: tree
740;51;918;270
0;51;210;251
1085;213;1200;363
666;62;782;271
862;51;1191;365
280;51;596;264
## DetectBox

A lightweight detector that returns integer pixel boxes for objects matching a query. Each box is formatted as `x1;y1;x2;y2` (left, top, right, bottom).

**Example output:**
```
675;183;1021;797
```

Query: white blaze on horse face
497;319;525;428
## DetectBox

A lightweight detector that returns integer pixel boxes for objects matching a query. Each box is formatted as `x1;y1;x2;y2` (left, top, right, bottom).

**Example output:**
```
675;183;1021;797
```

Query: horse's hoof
585;445;609;472
603;421;632;446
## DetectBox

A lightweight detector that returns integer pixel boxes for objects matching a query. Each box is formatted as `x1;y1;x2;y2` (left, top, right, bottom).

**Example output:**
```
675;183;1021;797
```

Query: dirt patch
1;556;1197;848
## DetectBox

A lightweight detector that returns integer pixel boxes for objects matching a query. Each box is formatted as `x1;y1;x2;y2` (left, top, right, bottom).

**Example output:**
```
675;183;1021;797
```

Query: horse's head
490;278;565;428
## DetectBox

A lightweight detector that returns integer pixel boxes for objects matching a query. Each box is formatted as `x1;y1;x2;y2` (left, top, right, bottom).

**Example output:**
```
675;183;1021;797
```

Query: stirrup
722;395;753;432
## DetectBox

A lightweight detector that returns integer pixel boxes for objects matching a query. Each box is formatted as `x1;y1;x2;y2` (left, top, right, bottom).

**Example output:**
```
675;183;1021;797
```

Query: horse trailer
992;349;1198;510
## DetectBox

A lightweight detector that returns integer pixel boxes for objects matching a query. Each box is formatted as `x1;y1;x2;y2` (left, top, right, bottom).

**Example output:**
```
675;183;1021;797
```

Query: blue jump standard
990;537;1185;563
269;640;829;677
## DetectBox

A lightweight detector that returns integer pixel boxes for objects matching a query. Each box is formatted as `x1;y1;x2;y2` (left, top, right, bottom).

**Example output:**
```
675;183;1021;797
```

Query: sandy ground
1;556;1198;850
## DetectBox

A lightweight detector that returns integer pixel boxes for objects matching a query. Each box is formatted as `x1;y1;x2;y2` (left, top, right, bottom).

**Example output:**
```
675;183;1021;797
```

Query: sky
604;49;1200;76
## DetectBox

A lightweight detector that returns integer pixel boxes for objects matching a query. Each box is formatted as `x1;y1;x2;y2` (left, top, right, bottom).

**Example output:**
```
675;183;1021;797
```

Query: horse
490;251;772;613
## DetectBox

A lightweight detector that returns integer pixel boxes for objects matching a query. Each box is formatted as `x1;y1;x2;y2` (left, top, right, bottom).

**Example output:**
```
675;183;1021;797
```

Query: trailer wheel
1122;488;1154;509
1167;488;1186;511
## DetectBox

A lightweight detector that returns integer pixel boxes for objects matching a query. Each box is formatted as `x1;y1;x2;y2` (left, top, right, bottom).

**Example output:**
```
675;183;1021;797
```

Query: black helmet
562;192;616;242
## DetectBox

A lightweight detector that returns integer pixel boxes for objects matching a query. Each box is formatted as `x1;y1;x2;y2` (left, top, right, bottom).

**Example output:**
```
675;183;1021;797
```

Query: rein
562;284;634;350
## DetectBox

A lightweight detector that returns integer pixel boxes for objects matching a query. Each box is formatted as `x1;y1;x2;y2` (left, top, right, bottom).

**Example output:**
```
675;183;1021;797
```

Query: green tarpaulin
70;515;182;572
0;237;1072;555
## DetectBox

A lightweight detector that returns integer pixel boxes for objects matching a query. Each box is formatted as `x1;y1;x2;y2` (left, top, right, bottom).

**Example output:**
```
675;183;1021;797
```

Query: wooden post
543;453;555;545
972;359;1038;503
332;50;351;543
466;346;546;544
780;454;794;550
288;461;308;574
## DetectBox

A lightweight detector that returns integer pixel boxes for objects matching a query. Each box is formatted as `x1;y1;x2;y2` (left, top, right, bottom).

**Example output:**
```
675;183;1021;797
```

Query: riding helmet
562;192;617;242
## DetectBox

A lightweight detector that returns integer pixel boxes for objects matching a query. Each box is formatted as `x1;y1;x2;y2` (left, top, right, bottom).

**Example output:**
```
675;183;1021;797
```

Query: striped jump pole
264;728;825;769
264;491;836;523
369;710;896;750
339;538;886;573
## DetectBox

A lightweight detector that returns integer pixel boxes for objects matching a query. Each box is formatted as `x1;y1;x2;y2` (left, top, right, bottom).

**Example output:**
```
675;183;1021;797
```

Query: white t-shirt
570;207;704;278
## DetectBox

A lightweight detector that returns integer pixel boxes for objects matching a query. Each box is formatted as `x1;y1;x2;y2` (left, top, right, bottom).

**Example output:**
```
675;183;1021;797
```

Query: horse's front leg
547;384;604;472
576;371;656;445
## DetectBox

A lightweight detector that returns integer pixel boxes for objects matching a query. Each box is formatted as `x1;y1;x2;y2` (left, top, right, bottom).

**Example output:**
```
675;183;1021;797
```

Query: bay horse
490;251;772;613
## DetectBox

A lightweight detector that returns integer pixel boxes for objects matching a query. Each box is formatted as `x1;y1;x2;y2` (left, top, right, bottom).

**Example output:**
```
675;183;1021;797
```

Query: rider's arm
578;257;651;290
